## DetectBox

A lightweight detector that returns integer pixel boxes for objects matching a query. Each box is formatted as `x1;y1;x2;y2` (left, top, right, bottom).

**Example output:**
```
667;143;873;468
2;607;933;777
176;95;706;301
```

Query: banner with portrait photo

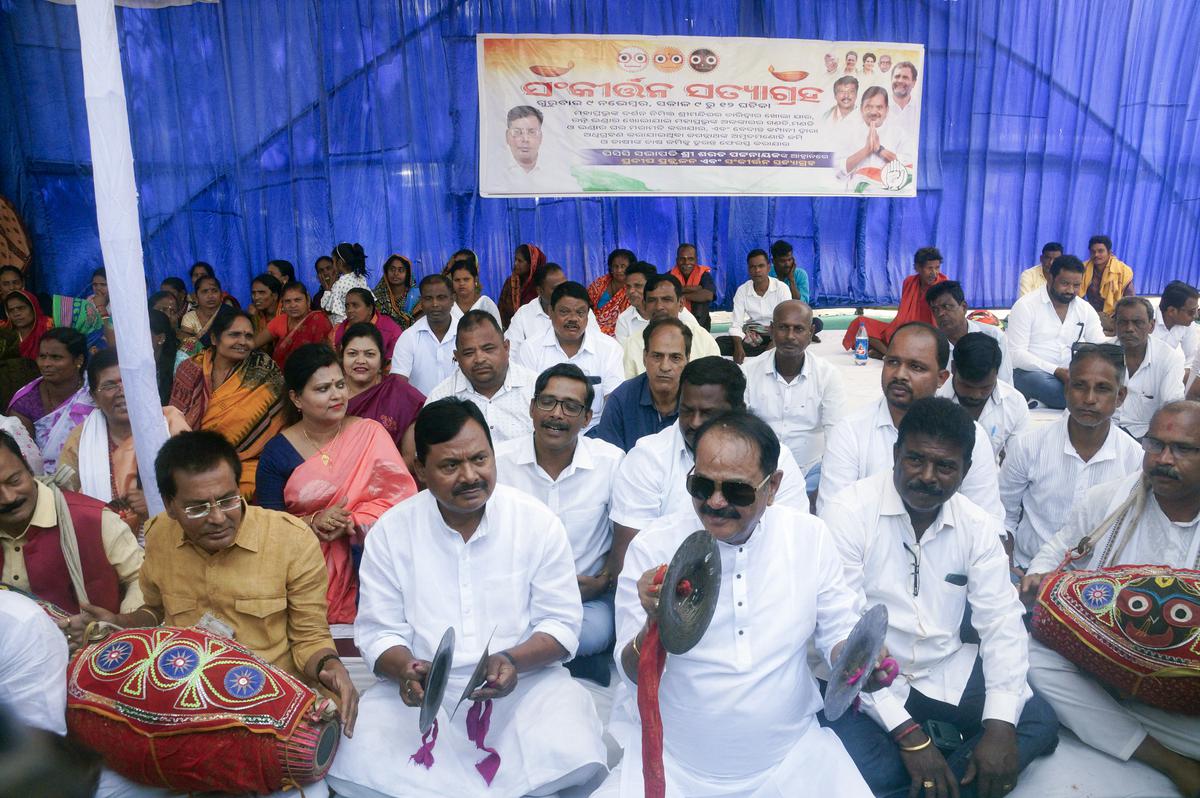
477;34;924;198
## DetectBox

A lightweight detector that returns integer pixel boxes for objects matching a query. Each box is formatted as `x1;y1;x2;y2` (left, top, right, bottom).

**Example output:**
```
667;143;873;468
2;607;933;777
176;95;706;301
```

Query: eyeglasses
181;494;244;520
903;542;921;597
685;468;772;507
1141;436;1200;459
1070;341;1125;365
95;381;123;395
534;394;587;417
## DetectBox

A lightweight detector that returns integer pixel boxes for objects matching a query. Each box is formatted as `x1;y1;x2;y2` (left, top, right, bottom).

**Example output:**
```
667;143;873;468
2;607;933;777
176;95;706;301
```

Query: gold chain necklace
301;421;343;467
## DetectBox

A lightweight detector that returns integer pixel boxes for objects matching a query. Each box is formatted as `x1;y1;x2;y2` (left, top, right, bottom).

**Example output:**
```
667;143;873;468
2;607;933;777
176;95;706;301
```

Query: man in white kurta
818;322;1003;516
621;274;720;378
1151;280;1198;386
821;397;1059;798
596;411;873;797
1022;401;1200;796
1111;297;1185;438
934;331;1029;460
390;275;461;395
718;250;792;364
327;398;606;798
504;265;600;350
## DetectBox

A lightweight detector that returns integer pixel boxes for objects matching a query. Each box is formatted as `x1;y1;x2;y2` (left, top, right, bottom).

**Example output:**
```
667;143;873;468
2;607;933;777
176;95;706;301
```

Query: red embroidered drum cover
1032;564;1200;714
67;627;340;792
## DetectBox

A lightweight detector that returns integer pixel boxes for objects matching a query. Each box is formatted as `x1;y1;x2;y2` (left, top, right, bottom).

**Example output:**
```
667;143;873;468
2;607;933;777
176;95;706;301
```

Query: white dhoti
594;701;870;798
95;769;327;798
327;666;607;798
1028;638;1200;761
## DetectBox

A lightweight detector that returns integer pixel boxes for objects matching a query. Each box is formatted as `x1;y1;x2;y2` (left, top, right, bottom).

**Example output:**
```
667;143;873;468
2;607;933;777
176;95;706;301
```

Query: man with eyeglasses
327;398;607;797
822;397;1059;798
1022;401;1200;796
1112;296;1185;439
514;281;623;431
74;431;359;741
597;411;877;797
495;363;624;667
607;356;808;600
1007;254;1106;409
1000;343;1143;572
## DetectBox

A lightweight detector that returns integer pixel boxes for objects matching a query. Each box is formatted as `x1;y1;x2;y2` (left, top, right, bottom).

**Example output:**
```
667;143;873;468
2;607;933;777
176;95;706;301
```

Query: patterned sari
283;419;416;623
497;243;545;328
373;275;419;330
268;311;333;369
178;305;235;357
51;294;109;353
345;374;425;450
587;273;629;336
170;350;286;499
8;377;96;476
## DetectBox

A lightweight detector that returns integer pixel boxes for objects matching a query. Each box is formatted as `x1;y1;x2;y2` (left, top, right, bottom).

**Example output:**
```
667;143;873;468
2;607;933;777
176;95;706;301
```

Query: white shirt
427;362;537;445
744;351;846;471
950;319;1014;384
355;485;583;674
1006;288;1105;374
822;472;1032;731
513;327;624;428
889;97;920;138
1029;471;1200;573
389;314;460;395
621;314;721;378
614;305;699;346
818;396;1003;518
610;421;809;530
1151;310;1199;372
936;377;1030;461
0;590;68;735
321;272;370;325
729;278;792;339
615;506;860;783
999;413;1143;568
465;294;502;324
495;434;624;576
505;298;600;349
1115;336;1186;438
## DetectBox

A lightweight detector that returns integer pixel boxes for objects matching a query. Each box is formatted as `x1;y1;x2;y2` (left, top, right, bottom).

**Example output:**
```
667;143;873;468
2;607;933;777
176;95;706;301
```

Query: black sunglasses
1070;341;1125;366
686;467;772;507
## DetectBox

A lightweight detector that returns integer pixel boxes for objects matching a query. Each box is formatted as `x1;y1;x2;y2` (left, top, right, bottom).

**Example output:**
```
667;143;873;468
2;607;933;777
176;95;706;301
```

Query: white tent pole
75;0;167;515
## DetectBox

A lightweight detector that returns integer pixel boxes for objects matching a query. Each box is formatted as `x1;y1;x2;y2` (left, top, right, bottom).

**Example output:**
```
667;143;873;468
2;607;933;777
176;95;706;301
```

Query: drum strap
49;481;90;607
636;565;669;798
1061;476;1150;571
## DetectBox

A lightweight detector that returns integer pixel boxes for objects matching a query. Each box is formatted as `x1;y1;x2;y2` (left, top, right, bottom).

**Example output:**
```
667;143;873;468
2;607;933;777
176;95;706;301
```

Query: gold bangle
899;736;932;753
630;634;642;657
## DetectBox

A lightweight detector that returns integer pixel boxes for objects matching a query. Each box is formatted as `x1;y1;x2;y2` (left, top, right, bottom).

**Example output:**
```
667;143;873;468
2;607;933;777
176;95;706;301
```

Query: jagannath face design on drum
1114;576;1200;651
689;48;719;72
617;46;647;72
652;47;685;72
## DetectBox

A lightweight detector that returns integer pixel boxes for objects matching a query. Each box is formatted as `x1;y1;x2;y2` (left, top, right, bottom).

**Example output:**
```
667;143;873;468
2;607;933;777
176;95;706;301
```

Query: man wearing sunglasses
495;363;625;664
1111;296;1185;439
599;411;877;797
822;398;1058;798
607;356;808;603
1001;343;1142;572
1023;401;1200;796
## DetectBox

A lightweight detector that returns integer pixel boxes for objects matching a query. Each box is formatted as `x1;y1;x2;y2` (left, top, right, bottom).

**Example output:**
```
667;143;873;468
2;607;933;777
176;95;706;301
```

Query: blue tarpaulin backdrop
1;0;1198;308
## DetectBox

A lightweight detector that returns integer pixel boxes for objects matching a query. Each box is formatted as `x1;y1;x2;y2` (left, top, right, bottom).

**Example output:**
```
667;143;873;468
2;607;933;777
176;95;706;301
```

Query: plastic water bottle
854;323;869;366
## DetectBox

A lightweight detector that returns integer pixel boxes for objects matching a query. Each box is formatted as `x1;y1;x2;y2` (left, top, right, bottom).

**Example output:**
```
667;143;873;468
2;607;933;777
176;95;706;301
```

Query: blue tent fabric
1;0;1198;308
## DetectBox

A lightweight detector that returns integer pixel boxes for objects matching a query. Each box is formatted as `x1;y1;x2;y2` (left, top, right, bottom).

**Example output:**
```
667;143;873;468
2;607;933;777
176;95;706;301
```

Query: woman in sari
374;254;420;329
341;322;424;456
322;242;370;325
587;247;636;336
179;275;236;357
267;259;295;286
256;343;416;628
264;281;333;369
0;290;48;408
330;288;402;361
59;349;191;534
7;327;95;476
50;268;112;354
246;272;283;346
170;311;286;499
449;258;501;323
497;243;545;328
149;309;187;404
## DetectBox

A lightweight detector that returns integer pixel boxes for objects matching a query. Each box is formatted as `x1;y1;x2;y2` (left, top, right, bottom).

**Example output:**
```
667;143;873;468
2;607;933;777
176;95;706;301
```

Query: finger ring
922;780;935;788
1002;785;1013;790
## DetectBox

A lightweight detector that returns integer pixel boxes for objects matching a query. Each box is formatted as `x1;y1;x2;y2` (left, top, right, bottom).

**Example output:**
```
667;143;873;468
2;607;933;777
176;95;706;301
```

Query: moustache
0;497;25;515
905;480;944;497
1150;465;1181;481
887;380;912;394
453;481;489;496
955;394;987;408
540;420;569;432
700;504;741;520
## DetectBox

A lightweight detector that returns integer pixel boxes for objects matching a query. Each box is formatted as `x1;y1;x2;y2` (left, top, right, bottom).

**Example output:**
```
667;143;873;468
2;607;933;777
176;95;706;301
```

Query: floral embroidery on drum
225;666;266;699
1080;580;1116;611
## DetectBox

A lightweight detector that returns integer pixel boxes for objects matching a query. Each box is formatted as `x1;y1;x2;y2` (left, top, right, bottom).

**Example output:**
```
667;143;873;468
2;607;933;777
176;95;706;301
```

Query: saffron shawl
1080;255;1134;315
170;350;285;499
282;419;416;624
840;272;948;350
587;274;630;337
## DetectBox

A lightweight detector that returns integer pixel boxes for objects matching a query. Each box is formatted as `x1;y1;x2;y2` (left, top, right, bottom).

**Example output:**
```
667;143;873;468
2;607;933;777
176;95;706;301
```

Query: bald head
771;300;815;359
1143;400;1200;504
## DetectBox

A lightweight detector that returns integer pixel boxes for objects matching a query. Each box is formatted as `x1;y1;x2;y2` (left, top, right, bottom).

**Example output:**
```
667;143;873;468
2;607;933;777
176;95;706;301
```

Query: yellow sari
169;349;286;499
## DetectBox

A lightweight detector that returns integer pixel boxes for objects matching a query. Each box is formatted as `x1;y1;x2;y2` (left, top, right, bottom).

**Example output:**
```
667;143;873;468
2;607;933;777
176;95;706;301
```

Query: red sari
498;243;545;328
841;273;948;350
268;311;333;368
282;418;416;623
587;274;629;336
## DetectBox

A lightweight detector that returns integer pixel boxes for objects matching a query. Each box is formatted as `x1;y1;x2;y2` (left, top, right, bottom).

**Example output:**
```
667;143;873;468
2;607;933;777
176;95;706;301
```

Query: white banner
478;33;924;198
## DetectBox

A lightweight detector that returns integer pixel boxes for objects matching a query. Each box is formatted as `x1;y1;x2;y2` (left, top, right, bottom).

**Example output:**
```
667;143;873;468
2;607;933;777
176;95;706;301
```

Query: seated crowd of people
0;236;1198;798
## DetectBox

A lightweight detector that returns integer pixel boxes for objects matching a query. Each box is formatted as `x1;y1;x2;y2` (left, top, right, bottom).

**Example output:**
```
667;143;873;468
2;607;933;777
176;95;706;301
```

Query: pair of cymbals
823;603;900;721
658;530;722;655
418;628;495;735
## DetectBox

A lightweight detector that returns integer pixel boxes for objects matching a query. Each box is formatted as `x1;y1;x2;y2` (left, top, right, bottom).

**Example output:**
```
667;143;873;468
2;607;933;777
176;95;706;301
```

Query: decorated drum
1032;564;1200;714
67;627;340;792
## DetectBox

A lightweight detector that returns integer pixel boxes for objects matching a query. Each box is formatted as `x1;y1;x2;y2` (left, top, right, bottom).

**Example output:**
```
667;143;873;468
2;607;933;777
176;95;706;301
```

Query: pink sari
282;418;416;623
